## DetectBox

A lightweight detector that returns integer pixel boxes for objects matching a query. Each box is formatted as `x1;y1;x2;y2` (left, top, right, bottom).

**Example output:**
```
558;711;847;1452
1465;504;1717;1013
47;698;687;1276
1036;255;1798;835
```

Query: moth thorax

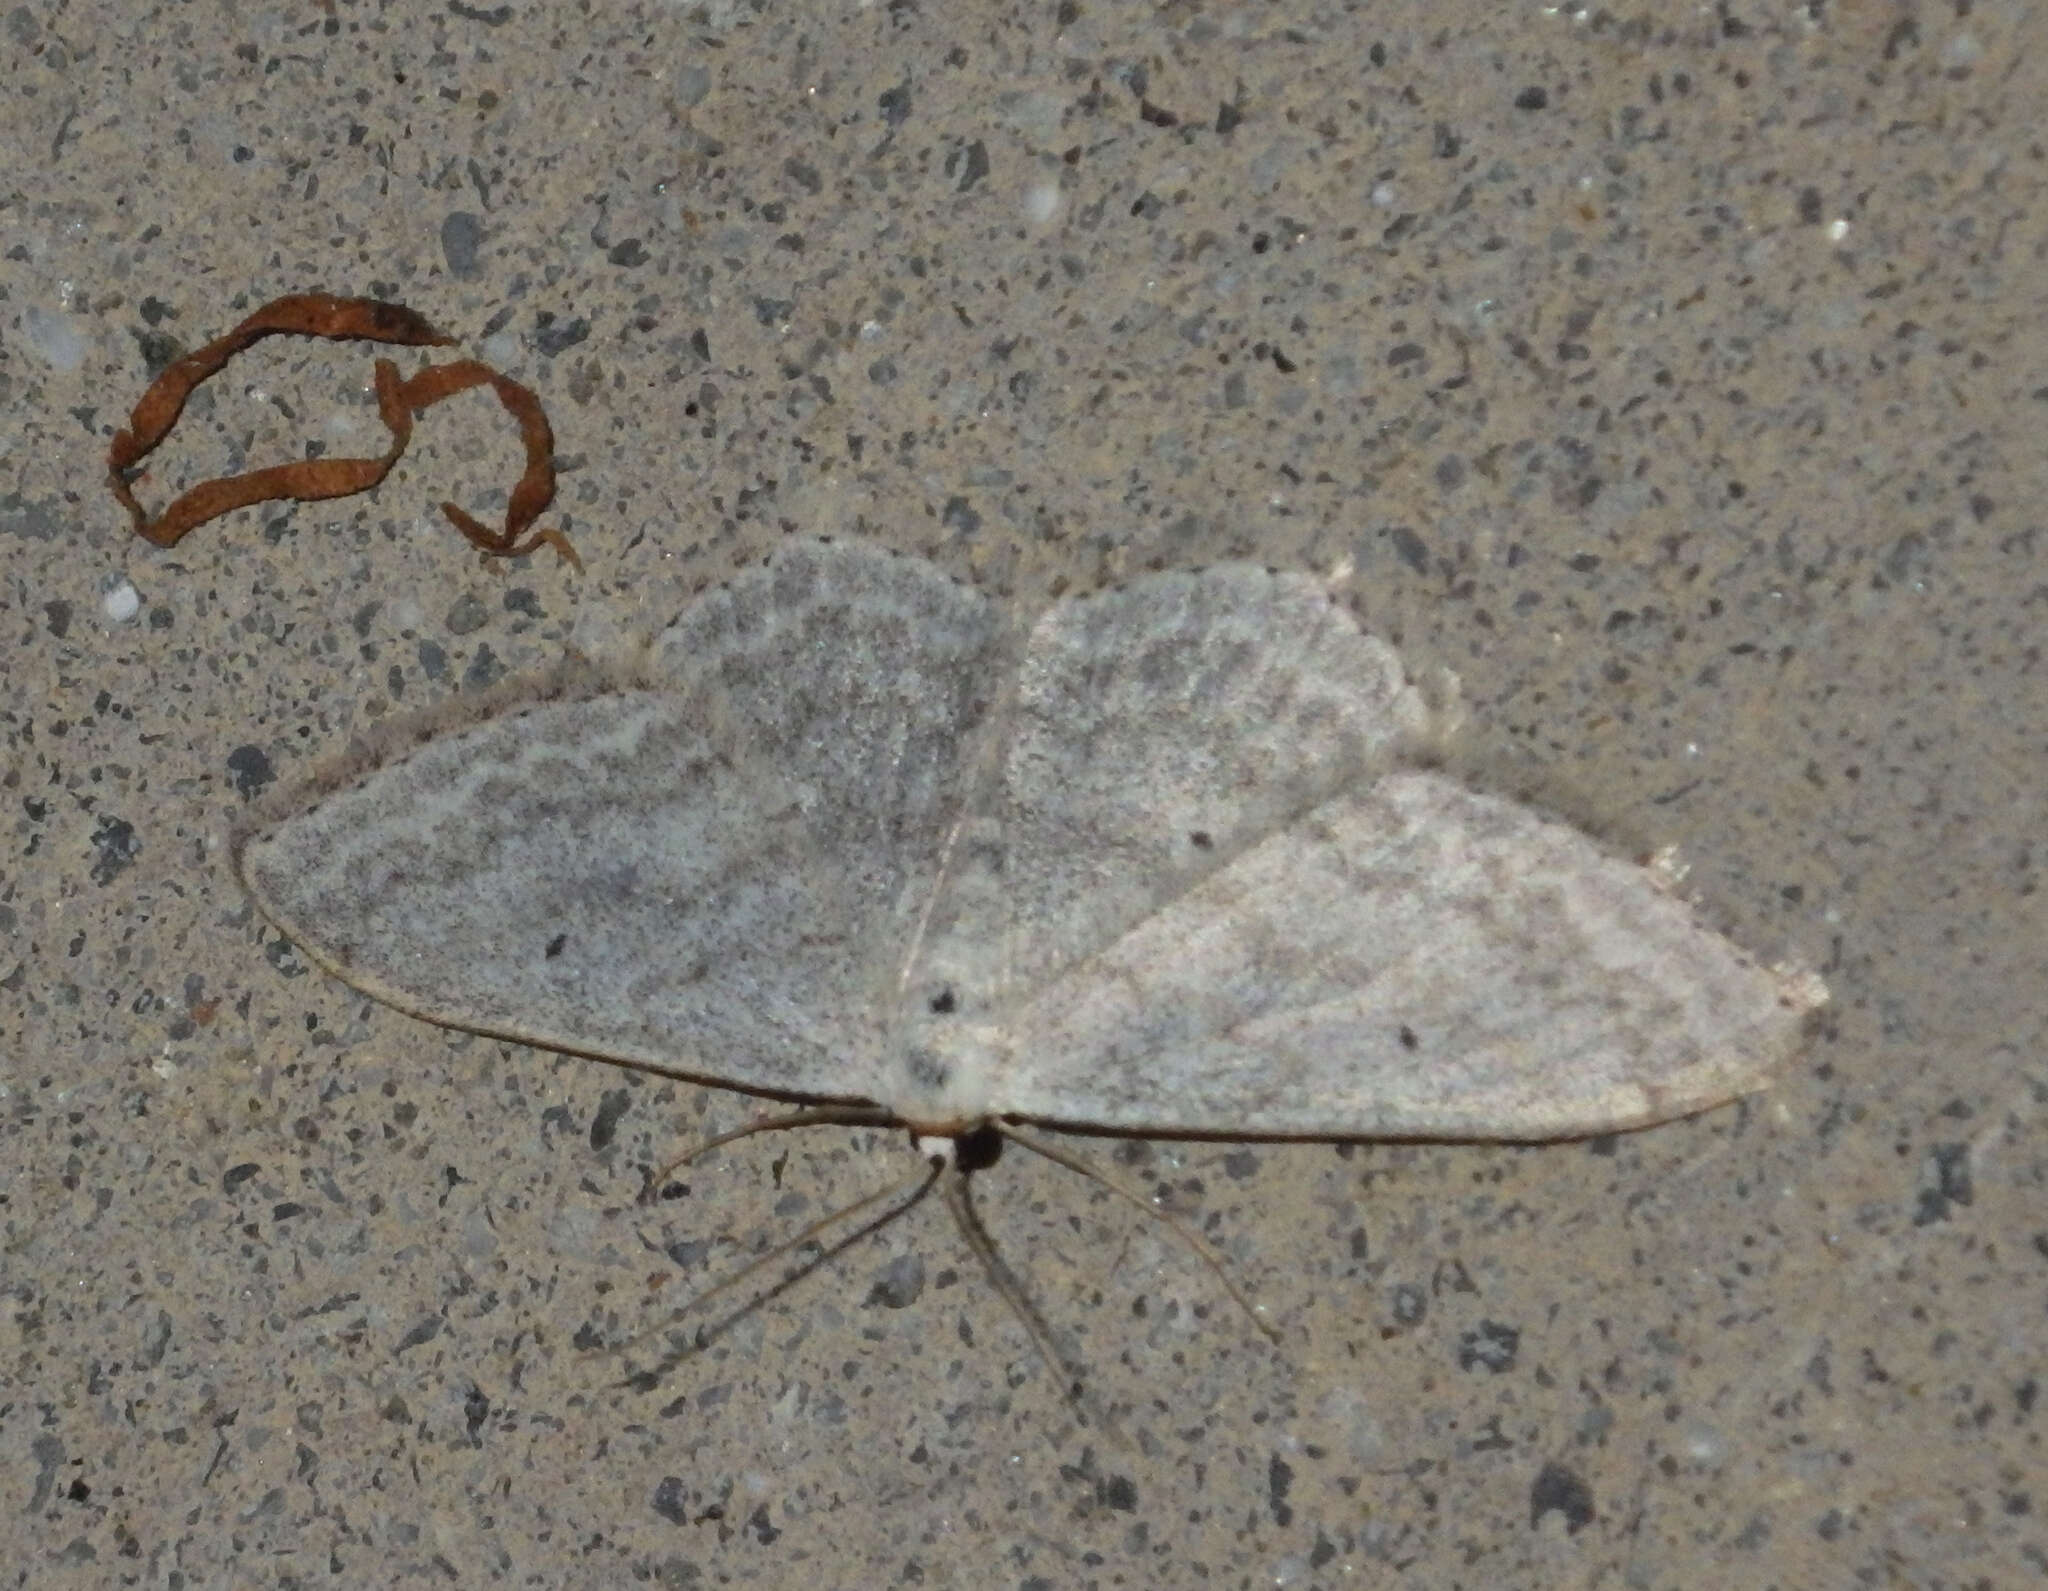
894;986;1002;1124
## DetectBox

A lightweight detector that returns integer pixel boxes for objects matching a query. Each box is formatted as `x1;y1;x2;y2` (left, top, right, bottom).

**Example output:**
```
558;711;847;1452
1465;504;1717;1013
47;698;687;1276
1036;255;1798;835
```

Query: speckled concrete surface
4;4;2043;1587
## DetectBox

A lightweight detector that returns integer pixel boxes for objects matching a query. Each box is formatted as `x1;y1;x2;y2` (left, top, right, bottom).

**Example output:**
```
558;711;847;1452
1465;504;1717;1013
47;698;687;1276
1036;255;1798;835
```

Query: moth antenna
998;1123;1283;1346
616;1157;940;1389
642;1104;897;1198
938;1163;1129;1449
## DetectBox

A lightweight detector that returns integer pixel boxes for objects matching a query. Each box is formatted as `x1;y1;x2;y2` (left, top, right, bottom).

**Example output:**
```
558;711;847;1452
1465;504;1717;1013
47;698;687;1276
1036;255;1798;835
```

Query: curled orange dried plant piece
107;291;577;570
